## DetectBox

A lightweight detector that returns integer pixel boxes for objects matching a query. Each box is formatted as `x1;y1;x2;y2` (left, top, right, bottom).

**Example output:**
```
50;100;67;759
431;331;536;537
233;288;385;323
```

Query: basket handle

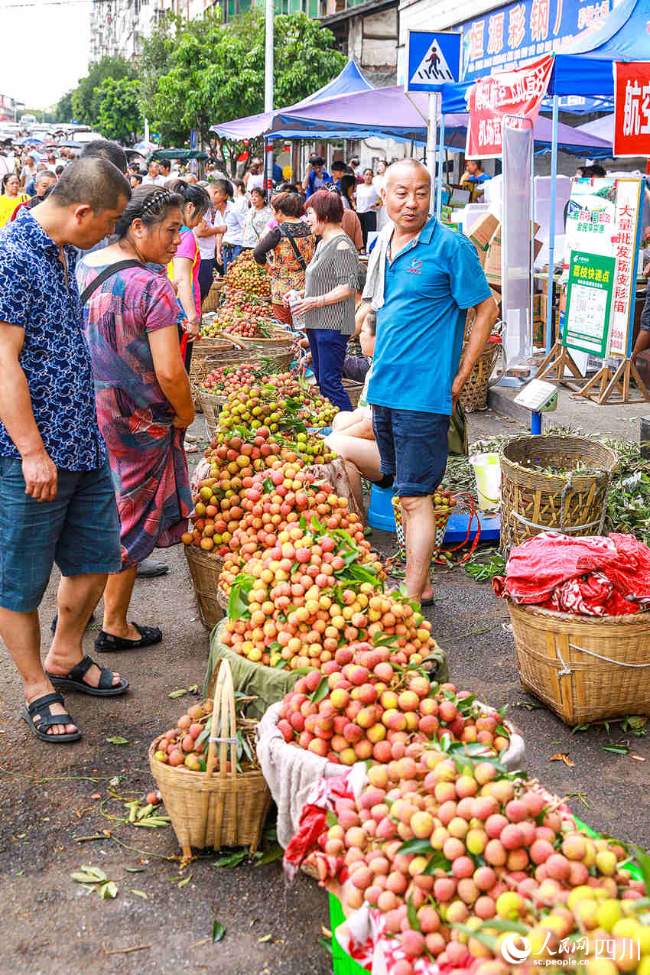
556;641;650;675
205;659;238;782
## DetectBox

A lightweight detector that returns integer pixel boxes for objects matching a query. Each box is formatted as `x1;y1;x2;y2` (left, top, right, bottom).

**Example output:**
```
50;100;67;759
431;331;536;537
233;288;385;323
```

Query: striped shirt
303;233;360;335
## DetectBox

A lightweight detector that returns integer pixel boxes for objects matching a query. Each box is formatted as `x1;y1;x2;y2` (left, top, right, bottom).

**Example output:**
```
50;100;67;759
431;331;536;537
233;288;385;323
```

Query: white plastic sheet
502;120;534;367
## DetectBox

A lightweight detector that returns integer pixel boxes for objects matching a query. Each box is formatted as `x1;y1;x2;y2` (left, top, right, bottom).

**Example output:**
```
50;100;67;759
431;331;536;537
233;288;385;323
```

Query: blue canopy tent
210;59;374;141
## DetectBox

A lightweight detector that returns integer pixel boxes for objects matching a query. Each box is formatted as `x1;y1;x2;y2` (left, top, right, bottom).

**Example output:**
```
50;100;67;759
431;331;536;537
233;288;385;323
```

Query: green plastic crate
329;892;367;975
328;820;643;974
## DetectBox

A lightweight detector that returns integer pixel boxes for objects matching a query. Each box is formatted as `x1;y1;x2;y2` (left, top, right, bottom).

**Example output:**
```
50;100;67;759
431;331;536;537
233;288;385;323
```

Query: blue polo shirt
367;217;491;416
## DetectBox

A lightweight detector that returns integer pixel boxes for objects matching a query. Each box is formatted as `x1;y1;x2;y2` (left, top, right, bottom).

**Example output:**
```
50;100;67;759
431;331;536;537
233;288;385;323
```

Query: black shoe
136;559;169;579
95;623;163;653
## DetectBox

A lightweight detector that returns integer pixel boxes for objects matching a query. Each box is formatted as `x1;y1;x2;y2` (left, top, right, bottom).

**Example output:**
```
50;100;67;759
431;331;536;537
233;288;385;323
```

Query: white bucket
469;452;501;512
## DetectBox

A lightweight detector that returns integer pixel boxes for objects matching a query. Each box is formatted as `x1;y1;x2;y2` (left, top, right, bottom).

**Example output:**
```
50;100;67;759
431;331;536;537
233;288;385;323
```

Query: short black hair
310;156;325;167
159;160;171;172
331;161;348;173
50;157;131;213
79;139;128;175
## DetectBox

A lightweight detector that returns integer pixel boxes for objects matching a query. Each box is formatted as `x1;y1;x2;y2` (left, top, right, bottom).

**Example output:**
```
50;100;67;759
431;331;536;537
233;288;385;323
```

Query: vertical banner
613;61;650;158
466;53;554;159
502;118;534;366
563;177;643;358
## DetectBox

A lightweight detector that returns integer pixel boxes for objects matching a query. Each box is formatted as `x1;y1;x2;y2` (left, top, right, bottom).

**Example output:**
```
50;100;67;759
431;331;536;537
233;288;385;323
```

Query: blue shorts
372;406;449;497
0;458;121;613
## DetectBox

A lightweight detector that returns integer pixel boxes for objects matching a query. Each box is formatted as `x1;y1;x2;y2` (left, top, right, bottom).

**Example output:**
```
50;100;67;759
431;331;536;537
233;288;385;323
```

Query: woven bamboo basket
508;601;650;725
342;378;365;407
199;389;225;440
190;336;240;409
149;659;271;858
201;274;224;314
223;326;296;352
184;545;225;630
460;340;502;413
392;496;452;562
500;436;617;553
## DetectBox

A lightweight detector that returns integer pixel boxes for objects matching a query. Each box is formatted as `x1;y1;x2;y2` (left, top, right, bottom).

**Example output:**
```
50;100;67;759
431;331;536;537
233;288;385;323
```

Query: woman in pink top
168;180;210;369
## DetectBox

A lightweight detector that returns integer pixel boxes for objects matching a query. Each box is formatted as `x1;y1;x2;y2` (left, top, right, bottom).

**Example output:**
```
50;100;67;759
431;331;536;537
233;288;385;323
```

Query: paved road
1;415;647;975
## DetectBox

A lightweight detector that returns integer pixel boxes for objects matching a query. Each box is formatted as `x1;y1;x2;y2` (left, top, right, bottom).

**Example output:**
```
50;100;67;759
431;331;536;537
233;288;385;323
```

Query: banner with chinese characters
465;53;553;159
563;177;643;358
460;0;614;81
563;252;615;357
613;61;650;158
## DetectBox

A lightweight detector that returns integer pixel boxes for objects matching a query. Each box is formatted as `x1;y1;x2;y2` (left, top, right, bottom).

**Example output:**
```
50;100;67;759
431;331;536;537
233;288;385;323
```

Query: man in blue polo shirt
363;159;497;605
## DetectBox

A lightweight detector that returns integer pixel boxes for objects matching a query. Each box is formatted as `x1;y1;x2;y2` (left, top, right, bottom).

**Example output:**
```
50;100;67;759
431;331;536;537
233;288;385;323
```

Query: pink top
172;227;201;317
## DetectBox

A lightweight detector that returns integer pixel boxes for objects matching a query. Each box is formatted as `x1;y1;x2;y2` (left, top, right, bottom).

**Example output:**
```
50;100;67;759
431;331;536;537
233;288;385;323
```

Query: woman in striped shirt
288;190;361;411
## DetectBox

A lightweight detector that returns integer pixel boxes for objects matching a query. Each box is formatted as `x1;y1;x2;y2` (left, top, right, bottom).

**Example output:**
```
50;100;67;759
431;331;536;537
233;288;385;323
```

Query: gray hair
50;158;131;214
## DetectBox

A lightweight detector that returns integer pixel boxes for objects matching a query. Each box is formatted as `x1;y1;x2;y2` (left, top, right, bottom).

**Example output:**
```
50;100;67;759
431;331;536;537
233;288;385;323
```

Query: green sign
563;251;615;357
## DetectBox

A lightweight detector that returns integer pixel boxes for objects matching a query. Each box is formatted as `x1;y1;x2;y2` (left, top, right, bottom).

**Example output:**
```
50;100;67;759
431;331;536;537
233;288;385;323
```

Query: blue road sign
406;31;461;92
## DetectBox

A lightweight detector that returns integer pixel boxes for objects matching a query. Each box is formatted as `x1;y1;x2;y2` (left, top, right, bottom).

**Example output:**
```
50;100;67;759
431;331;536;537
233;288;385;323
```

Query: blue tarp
210;59;373;140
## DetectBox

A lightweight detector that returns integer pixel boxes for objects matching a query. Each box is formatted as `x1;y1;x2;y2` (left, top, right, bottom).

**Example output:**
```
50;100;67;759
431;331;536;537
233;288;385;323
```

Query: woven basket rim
184;545;224;566
502;436;617;483
508;600;649;626
148;738;265;784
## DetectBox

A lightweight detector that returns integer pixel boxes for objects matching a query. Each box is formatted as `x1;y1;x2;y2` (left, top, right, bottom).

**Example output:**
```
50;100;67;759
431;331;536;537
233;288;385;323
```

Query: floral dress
77;260;192;567
253;221;315;305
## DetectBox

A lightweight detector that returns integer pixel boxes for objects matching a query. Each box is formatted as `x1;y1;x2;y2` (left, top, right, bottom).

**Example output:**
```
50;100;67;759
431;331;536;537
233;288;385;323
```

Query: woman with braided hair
76;186;194;652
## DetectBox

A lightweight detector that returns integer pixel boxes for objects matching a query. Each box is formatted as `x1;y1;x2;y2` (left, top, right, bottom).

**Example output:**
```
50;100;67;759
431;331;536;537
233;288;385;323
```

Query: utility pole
263;0;274;199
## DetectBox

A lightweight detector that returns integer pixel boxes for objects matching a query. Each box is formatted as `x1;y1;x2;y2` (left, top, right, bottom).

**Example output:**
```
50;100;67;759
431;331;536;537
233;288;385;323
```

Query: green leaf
124;866;145;873
74;865;107;883
212;919;226;943
255;846;283;866
317;935;333;956
480;919;529;934
406;897;420;931
272;658;288;669
396;838;433;855
99;881;118;899
326;810;338;827
630;845;650;895
213;850;249;869
457;693;476;715
602;744;630;755
177;872;193;889
451;923;498;952
196;717;212;748
227;573;255;621
310;675;329;703
129;889;148;899
423;852;452;875
168;688;188;699
105;736;129;746
372;632;399;648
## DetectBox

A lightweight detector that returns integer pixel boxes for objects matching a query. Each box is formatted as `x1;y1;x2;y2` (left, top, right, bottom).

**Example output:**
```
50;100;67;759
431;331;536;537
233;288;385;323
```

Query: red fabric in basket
493;531;650;616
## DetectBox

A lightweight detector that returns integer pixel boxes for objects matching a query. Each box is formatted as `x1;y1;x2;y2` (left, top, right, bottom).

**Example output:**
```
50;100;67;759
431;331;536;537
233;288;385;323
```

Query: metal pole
435;97;444;222
545;92;559;355
263;0;274;199
427;92;437;212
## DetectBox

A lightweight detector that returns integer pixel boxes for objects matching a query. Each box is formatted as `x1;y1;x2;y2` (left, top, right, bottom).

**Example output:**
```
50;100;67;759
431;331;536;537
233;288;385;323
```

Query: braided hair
114;186;183;239
168;178;211;220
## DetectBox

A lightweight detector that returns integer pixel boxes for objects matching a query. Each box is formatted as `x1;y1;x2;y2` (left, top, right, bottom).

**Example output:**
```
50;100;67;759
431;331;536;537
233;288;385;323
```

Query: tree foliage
71;55;136;126
95;78;142;144
55;91;74;123
141;10;345;146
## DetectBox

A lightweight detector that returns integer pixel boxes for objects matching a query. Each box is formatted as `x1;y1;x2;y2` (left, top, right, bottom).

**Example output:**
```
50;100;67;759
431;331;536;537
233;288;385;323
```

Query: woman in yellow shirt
0;173;29;227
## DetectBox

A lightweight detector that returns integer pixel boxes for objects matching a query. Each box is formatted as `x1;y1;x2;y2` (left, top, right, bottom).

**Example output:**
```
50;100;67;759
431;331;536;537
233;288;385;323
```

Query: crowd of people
0;138;495;746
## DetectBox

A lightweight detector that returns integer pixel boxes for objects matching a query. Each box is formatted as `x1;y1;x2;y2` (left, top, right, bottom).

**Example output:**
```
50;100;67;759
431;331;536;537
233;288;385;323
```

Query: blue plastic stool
367;484;396;532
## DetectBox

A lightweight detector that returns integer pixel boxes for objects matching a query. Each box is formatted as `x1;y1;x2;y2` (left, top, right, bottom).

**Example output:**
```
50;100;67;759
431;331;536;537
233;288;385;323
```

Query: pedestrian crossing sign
406;31;460;93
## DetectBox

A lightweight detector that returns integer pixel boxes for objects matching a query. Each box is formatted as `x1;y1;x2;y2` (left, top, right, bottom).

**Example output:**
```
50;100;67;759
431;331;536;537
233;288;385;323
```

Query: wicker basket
500;436;617;553
201;274;224;314
342;378;365;407
184;545;225;630
223;326;296;353
508;601;650;725
392;496;452;562
149;659;271;858
460;341;502;413
199;389;224;440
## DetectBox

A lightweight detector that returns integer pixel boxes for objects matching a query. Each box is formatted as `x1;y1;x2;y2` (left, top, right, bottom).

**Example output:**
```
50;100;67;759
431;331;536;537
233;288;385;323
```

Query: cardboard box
469;213;499;263
484;225;502;286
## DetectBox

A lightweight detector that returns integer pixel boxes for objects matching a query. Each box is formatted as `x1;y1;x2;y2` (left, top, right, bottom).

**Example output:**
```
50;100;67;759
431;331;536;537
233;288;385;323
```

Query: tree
95;78;142;144
142;10;345;147
71;55;136;126
55;91;74;123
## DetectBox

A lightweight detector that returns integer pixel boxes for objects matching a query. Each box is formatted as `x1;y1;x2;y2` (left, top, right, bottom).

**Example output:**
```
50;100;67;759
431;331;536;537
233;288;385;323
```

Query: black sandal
95;623;162;653
46;654;129;697
21;692;81;744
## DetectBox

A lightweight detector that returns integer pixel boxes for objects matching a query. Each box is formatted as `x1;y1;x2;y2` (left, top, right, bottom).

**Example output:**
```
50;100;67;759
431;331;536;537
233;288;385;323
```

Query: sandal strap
27;692;64;715
65;655;95;682
97;664;118;690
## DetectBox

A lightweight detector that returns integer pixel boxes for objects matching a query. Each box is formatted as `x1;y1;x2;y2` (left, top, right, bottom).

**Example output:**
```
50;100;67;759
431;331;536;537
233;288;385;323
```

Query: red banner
466;54;554;159
613;61;650;158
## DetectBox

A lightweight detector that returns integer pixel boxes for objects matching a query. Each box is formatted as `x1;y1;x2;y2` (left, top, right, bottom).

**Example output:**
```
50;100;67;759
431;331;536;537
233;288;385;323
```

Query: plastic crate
329;893;367;975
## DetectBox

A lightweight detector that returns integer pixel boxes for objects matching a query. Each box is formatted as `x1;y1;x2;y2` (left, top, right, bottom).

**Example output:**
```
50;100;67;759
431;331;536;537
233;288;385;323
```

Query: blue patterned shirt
0;211;105;471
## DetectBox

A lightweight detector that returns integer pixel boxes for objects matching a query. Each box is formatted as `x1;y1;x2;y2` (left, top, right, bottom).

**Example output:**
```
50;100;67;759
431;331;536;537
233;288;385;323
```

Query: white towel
362;222;393;310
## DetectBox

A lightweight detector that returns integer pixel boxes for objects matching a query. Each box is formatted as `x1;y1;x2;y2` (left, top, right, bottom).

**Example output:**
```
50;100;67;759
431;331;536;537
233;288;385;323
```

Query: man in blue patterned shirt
0;157;131;744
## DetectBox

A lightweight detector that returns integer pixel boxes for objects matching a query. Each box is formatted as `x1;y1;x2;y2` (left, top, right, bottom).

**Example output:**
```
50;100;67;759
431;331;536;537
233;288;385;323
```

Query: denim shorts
372;406;450;497
0;458;121;613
